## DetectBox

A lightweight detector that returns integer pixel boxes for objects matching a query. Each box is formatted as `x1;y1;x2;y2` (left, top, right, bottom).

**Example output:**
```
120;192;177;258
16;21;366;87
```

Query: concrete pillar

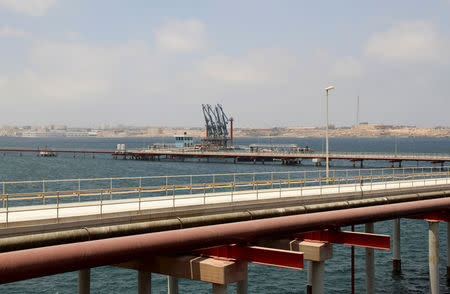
138;271;151;294
365;223;375;294
212;283;227;294
393;218;401;272
167;276;178;294
237;279;248;294
447;222;450;280
78;269;90;294
306;261;313;294
294;241;332;294
311;261;324;294
429;221;439;294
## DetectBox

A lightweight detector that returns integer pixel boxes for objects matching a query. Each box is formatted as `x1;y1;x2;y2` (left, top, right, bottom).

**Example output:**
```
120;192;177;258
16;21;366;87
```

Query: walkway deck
1;147;450;166
1;176;448;227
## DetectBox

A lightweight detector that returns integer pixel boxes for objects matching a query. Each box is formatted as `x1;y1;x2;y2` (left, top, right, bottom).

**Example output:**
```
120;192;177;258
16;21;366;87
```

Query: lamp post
325;86;335;180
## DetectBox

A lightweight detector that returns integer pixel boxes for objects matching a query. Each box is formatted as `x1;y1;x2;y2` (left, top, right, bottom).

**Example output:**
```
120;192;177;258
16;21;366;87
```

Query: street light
325;86;335;181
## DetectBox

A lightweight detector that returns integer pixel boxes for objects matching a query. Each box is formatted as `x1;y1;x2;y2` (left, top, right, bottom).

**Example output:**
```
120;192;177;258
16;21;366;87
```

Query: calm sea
0;136;449;293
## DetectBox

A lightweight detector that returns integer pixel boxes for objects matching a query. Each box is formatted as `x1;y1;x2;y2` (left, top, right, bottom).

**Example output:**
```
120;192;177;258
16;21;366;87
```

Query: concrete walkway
0;177;448;225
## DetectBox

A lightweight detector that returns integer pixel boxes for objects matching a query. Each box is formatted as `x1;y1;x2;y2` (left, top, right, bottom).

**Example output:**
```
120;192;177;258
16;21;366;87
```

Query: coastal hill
1;124;449;138
101;124;448;138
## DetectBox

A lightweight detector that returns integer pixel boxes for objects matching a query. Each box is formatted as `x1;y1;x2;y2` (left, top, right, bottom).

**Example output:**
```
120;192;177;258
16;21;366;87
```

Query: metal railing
125;147;450;160
0;166;449;226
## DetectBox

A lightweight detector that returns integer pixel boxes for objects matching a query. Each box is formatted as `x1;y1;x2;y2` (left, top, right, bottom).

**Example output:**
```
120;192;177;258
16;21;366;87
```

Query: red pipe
0;198;448;284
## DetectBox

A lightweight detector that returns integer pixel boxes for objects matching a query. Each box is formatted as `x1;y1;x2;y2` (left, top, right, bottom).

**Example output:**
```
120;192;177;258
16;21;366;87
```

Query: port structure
202;104;232;148
0;168;449;294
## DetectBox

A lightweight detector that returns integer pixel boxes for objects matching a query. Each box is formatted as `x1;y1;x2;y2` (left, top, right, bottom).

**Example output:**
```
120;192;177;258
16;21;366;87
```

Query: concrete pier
365;223;375;294
167;276;178;294
298;241;332;294
237;279;248;294
447;222;450;281
428;221;439;294
119;255;247;294
78;269;90;294
138;271;151;294
212;283;227;294
393;218;401;272
306;261;313;294
311;261;325;294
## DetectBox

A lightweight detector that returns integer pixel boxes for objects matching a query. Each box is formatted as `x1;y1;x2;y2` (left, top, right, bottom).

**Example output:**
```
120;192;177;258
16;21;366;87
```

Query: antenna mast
356;96;360;126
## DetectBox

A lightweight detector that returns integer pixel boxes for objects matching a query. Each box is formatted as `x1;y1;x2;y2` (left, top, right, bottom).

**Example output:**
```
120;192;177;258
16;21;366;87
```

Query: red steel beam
410;212;450;222
295;229;390;250
195;244;304;270
0;197;448;284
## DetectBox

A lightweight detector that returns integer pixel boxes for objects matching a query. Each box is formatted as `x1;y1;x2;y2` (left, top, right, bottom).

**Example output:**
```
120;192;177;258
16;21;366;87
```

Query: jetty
1;146;450;168
0;167;449;293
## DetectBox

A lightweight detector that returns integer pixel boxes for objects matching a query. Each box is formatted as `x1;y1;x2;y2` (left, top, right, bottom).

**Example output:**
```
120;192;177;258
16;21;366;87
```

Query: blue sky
0;0;449;127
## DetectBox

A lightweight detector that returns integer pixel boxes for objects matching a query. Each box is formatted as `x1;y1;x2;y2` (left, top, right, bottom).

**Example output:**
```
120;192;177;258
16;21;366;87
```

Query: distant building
22;130;66;137
174;134;194;148
66;131;98;137
22;129;98;137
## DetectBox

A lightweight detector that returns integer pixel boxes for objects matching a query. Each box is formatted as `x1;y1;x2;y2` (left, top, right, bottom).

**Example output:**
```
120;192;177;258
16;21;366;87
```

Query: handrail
1;166;448;185
124;148;450;159
0;170;448;226
0;169;448;204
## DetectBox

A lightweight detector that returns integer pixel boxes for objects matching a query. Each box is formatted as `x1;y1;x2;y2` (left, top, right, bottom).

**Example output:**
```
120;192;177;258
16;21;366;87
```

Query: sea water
0;137;449;293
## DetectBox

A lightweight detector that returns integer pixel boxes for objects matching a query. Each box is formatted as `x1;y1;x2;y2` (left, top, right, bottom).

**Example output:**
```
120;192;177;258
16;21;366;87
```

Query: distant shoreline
1;124;449;139
1;135;449;139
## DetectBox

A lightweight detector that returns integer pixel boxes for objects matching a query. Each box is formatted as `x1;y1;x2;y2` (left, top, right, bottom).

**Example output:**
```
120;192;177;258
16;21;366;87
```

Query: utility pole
356;96;360;127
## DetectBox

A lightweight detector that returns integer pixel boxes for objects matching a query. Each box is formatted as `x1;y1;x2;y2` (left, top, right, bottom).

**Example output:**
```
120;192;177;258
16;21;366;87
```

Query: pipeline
0;190;448;253
0;197;448;284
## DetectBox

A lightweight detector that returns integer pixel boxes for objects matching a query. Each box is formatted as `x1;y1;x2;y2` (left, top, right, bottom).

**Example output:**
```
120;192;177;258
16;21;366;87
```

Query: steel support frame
195;244;304;270
411;212;450;222
295;229;390;250
0;198;448;285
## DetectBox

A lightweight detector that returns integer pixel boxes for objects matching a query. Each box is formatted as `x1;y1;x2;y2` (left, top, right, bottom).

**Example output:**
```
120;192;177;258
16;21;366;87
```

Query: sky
0;0;449;128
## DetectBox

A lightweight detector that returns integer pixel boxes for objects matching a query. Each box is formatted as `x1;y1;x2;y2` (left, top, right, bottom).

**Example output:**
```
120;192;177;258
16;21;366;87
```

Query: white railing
0;167;449;226
123;147;450;159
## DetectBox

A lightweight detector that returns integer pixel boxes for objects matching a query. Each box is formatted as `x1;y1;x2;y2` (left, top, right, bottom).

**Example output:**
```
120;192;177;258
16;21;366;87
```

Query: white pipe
429;221;439;294
365;223;375;294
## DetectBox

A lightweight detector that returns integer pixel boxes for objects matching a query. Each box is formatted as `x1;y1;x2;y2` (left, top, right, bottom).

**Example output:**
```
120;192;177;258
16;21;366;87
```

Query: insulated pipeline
0;197;448;284
0;190;447;253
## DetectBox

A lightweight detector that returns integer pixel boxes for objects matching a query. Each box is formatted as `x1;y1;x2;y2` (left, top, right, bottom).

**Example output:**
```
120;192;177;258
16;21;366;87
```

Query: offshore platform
201;104;234;149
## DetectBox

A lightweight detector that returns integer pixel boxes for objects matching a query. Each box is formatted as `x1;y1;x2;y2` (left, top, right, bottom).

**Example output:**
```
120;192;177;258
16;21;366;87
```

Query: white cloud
199;47;297;85
331;56;362;79
365;21;450;63
0;38;177;104
154;19;206;53
0;18;449;127
0;25;30;38
0;0;57;16
200;55;269;84
65;31;82;41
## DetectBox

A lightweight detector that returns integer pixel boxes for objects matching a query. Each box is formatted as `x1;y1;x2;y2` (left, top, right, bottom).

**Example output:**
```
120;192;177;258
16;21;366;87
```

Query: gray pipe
0;190;448;253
